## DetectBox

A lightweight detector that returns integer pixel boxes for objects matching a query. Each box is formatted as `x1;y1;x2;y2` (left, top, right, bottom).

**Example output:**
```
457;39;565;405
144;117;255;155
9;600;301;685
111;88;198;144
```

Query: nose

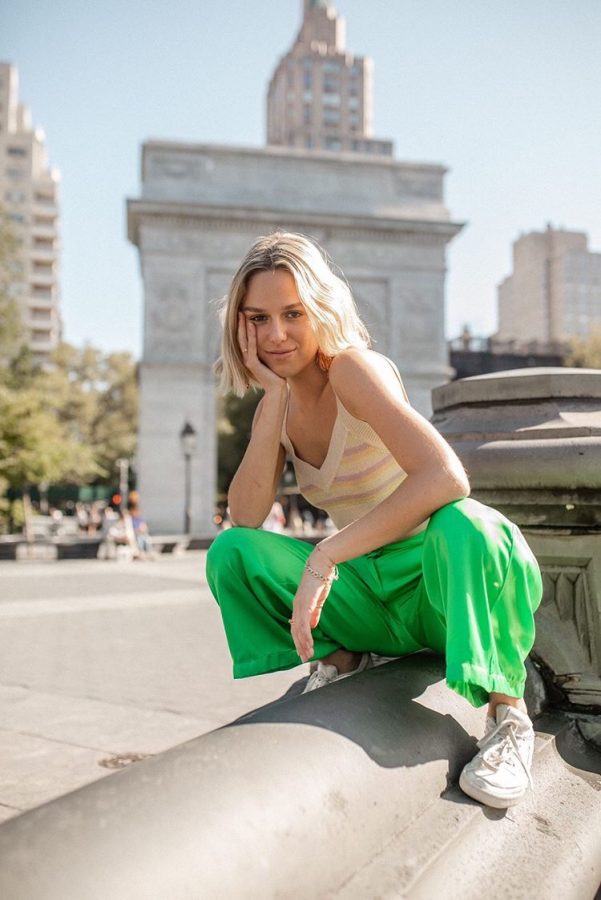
268;317;287;343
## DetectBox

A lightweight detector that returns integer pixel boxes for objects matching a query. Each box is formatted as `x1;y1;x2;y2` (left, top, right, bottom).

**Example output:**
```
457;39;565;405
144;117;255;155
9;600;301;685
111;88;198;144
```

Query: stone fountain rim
432;367;601;412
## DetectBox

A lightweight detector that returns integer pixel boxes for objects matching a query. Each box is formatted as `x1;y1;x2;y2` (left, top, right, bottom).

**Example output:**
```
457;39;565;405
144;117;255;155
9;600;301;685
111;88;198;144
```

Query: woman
207;232;543;809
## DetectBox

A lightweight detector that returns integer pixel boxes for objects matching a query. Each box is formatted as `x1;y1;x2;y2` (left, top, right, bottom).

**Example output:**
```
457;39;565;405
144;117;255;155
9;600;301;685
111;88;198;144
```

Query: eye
285;310;302;319
248;314;268;323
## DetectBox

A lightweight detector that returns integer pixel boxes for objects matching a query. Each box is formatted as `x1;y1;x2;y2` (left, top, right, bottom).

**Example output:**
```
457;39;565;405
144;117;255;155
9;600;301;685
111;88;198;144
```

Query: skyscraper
267;0;393;156
0;62;61;364
497;226;601;344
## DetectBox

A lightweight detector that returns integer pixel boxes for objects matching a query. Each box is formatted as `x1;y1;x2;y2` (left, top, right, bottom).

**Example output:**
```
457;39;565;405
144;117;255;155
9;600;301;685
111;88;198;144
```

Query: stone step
0;655;599;899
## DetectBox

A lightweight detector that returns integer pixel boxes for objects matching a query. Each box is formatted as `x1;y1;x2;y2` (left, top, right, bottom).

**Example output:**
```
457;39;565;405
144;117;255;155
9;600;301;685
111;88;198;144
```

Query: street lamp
116;459;129;512
179;421;197;534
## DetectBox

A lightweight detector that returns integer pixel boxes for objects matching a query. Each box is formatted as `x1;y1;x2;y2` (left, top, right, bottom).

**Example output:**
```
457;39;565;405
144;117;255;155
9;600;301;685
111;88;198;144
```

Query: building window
303;105;312;125
303;59;313;89
348;96;359;110
303;90;313;102
5;190;26;203
305;136;313;149
9;212;25;223
323;61;340;75
323;107;340;125
6;168;24;179
322;92;340;107
7;146;27;157
325;138;342;151
33;261;54;274
33;237;54;250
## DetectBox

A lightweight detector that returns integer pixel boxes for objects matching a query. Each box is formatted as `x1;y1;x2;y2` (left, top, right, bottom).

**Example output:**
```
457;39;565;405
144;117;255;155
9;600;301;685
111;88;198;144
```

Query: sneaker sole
458;771;527;809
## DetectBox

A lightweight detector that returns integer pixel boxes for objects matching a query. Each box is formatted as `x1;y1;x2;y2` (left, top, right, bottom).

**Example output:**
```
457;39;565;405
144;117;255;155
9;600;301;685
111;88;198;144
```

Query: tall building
0;62;61;364
497;226;601;344
267;0;393;156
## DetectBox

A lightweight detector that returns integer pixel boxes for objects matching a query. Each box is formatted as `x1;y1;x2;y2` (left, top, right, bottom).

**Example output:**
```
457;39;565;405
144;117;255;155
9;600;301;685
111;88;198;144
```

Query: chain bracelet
304;561;339;585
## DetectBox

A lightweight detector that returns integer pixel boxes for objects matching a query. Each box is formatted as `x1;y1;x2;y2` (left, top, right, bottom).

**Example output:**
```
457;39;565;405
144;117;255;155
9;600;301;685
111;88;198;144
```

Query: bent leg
417;498;543;707
206;528;419;678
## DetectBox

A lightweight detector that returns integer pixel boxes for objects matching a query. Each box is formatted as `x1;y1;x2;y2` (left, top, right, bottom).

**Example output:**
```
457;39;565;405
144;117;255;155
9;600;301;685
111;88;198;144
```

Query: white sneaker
459;704;534;808
303;652;372;693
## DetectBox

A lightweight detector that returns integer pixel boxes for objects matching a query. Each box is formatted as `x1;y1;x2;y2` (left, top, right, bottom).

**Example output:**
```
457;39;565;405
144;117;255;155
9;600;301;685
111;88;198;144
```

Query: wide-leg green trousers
206;498;543;707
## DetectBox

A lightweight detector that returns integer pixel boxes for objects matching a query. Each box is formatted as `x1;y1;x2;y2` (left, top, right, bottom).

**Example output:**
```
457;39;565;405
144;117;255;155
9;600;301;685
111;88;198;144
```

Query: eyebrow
241;303;302;312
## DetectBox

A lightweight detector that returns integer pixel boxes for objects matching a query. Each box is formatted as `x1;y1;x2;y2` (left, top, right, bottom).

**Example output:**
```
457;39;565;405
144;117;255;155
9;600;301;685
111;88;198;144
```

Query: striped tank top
280;357;429;534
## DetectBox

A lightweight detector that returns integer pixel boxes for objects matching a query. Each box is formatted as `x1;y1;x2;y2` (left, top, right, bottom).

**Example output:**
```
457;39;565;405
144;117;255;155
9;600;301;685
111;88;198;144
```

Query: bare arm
227;390;287;527
318;349;470;563
227;314;288;527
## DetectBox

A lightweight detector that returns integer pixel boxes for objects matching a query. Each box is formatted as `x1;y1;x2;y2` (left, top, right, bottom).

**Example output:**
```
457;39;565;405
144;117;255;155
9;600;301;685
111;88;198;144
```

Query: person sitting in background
127;499;154;559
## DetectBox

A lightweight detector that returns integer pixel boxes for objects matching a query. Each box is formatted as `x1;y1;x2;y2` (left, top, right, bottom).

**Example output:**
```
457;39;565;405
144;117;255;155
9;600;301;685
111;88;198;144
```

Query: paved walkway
0;552;305;823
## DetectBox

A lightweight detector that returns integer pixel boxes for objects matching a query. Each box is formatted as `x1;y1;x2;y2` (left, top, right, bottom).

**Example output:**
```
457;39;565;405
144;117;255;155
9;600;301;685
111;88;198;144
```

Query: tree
0;383;100;487
0;341;139;530
565;328;601;369
36;342;139;483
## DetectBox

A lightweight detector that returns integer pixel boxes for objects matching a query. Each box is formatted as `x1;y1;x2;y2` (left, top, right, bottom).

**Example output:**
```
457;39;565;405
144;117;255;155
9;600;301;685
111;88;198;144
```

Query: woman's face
240;269;320;376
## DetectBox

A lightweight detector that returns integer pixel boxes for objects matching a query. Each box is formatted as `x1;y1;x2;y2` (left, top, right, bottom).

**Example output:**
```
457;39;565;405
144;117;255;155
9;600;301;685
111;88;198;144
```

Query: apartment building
0;62;61;364
497;226;601;344
267;0;393;156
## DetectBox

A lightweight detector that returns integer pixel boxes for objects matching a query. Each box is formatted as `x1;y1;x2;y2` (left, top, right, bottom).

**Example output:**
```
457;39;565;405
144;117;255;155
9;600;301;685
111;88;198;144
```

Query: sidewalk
0;552;305;823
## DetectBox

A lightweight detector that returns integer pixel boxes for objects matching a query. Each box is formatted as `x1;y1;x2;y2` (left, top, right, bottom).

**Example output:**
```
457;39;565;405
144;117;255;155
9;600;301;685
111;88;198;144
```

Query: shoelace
477;719;534;790
306;667;336;690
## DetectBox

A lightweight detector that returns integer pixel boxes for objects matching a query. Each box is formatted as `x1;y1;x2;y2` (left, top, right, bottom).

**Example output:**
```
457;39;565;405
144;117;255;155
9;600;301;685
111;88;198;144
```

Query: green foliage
565;327;601;369
217;390;262;496
0;341;138;523
39;343;139;479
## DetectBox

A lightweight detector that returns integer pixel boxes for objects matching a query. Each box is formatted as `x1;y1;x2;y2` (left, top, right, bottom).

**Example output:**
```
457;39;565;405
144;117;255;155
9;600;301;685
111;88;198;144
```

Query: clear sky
2;0;600;359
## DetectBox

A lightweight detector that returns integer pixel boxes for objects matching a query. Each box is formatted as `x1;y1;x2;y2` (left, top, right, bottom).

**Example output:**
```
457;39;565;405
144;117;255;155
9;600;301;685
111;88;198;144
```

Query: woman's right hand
238;313;287;393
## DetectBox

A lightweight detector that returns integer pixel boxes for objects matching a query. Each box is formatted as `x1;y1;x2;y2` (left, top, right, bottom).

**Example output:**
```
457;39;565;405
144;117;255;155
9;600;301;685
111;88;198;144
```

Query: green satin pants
205;498;543;707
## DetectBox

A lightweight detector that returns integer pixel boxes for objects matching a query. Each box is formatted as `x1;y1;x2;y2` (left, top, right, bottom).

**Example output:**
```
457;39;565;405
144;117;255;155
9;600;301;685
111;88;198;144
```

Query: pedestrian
261;499;286;533
127;499;154;559
206;232;543;809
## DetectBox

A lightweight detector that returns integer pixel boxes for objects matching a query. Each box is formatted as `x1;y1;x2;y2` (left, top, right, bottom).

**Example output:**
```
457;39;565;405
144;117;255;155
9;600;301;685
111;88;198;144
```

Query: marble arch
127;141;463;535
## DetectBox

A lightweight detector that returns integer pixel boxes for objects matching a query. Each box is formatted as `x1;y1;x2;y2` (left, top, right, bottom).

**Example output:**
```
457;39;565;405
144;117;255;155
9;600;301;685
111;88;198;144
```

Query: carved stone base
525;529;601;708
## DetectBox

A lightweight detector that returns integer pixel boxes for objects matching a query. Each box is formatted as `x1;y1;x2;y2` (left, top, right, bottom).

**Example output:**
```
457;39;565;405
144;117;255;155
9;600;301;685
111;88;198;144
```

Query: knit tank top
280;356;430;534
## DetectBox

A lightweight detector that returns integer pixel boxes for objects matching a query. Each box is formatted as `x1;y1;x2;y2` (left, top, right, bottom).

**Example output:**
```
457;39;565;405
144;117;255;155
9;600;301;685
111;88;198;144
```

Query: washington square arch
126;141;463;536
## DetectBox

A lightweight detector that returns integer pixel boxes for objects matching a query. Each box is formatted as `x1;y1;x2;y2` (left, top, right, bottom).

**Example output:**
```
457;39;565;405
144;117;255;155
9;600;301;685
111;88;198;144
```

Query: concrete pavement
0;551;306;823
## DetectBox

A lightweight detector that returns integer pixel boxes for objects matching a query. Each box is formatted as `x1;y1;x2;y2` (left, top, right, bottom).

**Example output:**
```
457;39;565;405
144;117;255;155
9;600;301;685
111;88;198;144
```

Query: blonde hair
215;232;371;396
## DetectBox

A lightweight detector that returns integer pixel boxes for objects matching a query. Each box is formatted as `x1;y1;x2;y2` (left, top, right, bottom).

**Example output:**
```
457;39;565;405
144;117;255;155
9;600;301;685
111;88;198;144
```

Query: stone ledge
0;655;599;899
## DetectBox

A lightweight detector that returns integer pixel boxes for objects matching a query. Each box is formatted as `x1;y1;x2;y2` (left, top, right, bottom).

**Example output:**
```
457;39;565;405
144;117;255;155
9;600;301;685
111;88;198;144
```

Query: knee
206;526;258;578
427;498;492;552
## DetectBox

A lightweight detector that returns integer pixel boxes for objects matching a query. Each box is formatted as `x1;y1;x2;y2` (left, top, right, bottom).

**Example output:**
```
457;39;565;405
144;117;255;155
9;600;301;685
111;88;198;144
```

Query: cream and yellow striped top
280;359;429;533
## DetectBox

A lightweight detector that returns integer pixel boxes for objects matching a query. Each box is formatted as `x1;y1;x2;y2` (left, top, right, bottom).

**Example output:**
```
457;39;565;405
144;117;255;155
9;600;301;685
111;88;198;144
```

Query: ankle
320;649;362;675
488;693;527;719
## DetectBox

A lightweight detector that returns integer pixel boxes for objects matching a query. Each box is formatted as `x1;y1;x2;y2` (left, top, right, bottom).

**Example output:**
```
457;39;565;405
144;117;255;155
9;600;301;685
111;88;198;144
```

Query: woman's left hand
289;563;333;663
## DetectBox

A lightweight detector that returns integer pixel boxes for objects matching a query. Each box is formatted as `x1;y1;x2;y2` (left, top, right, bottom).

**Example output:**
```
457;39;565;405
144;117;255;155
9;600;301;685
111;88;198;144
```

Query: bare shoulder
329;348;408;418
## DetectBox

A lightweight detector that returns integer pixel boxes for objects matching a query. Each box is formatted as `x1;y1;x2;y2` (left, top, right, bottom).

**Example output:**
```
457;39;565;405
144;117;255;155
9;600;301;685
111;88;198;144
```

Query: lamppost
179;421;197;535
116;459;129;512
